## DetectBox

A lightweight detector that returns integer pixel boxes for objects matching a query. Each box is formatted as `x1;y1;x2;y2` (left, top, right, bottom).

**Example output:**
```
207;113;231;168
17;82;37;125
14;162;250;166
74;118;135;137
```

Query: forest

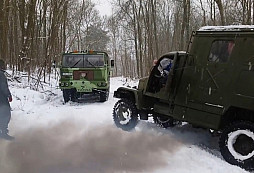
0;0;254;80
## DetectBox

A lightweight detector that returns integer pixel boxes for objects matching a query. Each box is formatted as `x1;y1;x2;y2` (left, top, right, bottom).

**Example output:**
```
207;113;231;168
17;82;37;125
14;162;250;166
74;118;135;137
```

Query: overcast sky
92;0;112;16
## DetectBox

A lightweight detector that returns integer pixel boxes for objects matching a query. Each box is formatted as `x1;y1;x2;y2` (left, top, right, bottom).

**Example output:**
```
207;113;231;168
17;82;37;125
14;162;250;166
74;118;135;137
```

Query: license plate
78;88;92;92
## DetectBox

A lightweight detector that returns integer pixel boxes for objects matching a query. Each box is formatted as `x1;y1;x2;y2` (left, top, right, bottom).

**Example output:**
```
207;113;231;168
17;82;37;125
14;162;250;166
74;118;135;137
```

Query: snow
199;25;254;31
0;74;249;173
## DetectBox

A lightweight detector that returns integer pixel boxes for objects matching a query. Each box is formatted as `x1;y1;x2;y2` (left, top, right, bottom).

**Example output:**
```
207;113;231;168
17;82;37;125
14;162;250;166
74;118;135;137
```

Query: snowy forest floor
0;73;250;173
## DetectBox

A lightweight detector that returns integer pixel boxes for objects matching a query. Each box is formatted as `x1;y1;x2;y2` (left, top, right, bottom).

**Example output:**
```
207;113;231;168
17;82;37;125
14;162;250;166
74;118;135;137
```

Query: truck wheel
153;115;175;128
63;89;70;103
70;89;77;102
113;99;138;131
219;121;254;170
63;89;76;103
99;91;109;102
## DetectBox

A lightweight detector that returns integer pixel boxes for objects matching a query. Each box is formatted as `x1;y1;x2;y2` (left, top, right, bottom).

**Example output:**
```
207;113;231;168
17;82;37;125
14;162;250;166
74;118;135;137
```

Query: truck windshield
62;54;104;68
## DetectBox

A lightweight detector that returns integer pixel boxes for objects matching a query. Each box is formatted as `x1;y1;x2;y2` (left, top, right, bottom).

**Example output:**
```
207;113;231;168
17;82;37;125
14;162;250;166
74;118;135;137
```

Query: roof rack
199;25;254;31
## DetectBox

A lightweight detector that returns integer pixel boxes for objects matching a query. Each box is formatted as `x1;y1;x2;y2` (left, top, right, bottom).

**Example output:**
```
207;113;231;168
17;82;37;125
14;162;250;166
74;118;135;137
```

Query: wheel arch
220;106;254;129
113;87;138;104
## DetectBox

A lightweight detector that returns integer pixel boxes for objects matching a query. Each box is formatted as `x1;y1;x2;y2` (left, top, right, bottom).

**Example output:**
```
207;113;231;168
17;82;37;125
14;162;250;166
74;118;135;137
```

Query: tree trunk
215;0;225;25
180;0;187;49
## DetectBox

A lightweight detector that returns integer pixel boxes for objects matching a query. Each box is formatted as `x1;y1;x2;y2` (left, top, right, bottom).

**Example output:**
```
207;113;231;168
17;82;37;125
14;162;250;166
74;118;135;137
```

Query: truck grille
73;71;94;80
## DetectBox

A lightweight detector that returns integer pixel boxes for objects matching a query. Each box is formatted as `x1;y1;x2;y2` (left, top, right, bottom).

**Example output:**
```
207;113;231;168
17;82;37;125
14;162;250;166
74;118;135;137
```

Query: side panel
173;33;254;129
173;35;209;112
231;37;254;110
173;105;221;129
173;34;227;128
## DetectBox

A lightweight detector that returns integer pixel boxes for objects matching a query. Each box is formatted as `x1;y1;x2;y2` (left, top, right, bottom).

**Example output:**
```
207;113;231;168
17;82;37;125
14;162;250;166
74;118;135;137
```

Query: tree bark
215;0;225;25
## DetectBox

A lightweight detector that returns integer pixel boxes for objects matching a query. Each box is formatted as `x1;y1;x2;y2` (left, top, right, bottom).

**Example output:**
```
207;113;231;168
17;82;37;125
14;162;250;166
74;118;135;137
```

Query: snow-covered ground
0;75;249;173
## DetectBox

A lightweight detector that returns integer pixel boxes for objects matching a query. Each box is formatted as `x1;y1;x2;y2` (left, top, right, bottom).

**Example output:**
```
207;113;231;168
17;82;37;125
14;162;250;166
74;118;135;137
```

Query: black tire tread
112;98;138;131
63;89;70;103
99;91;109;102
219;121;254;170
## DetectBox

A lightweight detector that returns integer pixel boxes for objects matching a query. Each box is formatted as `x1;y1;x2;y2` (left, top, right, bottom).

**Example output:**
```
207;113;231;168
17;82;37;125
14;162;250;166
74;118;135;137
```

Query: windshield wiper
71;59;82;68
85;58;97;68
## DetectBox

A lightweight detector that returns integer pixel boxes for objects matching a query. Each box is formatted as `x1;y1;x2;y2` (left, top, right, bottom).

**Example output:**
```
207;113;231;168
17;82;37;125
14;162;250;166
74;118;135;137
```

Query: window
63;55;83;68
62;55;104;68
208;40;235;63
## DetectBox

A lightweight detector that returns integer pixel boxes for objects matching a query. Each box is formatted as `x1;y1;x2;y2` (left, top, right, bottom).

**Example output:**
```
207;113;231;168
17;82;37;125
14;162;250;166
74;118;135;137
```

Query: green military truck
112;26;254;170
59;50;113;103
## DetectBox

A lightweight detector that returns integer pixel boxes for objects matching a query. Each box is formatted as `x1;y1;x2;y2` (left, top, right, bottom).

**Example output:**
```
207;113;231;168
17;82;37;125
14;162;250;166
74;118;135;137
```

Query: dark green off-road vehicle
59;50;113;103
113;26;254;170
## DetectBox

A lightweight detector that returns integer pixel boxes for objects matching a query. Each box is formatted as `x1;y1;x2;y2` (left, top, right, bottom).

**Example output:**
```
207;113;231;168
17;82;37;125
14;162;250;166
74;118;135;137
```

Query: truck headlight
62;72;72;76
101;82;107;87
97;82;107;87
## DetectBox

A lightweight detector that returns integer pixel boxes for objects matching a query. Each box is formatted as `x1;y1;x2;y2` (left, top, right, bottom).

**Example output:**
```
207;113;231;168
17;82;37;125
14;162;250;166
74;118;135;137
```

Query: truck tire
219;121;254;170
70;89;77;102
63;89;70;103
99;91;109;102
113;99;138;131
63;89;77;103
153;115;175;128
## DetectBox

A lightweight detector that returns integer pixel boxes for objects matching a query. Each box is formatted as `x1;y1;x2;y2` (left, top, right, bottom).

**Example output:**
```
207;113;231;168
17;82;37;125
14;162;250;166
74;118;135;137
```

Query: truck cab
59;50;112;102
112;26;254;170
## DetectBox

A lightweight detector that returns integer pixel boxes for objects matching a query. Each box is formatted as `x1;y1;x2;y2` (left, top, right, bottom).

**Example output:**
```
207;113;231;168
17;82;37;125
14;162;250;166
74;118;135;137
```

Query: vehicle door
197;39;236;114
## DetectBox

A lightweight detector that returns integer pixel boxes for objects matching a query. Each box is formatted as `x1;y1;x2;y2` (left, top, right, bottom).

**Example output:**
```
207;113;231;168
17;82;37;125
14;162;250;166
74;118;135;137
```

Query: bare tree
3;0;254;80
215;0;225;25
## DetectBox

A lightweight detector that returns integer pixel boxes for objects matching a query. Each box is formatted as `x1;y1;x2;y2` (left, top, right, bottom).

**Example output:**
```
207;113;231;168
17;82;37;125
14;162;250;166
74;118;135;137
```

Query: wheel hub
233;134;254;156
227;129;254;161
116;104;131;125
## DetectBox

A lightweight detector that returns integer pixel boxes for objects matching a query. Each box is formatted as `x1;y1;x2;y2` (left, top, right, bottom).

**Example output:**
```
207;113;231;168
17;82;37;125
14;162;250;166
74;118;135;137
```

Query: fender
114;86;138;101
113;87;141;108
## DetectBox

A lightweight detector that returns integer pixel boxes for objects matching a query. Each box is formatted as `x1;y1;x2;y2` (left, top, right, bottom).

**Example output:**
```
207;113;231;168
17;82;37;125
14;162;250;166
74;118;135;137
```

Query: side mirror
110;59;115;67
